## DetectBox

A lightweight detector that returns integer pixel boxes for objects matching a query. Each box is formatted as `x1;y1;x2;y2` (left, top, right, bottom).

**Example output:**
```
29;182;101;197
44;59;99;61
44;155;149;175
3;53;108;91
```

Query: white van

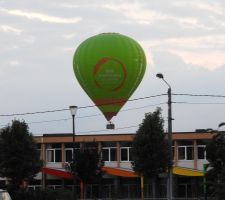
0;189;11;200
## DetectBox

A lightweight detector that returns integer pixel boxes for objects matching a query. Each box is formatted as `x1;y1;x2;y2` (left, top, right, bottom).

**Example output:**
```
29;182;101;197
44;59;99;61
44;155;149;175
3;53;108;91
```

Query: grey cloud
1;0;225;134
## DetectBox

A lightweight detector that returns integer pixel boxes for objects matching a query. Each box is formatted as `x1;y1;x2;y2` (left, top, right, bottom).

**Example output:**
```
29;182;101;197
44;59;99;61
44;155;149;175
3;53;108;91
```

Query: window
102;148;109;161
120;142;133;162
198;145;206;160
110;148;117;161
64;143;80;162
120;147;133;162
65;148;73;162
36;144;41;159
46;149;61;162
102;142;117;162
121;148;128;161
186;146;193;160
55;149;61;162
178;146;185;160
178;146;193;160
46;144;62;163
47;149;54;162
102;147;117;161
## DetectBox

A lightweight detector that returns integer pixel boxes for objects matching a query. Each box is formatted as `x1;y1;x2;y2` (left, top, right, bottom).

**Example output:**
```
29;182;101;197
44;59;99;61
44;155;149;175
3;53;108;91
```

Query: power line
0;102;167;127
0;94;167;117
173;93;225;98
78;93;167;109
78;102;167;119
28;118;71;125
25;101;224;126
77;124;139;134
1;98;225;132
173;101;225;105
4;100;223;127
1;93;225;117
0;108;69;117
1;122;139;134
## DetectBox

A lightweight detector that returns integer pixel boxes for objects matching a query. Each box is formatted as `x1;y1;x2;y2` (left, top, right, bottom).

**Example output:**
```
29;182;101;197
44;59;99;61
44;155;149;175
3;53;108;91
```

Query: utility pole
156;73;173;200
168;87;173;200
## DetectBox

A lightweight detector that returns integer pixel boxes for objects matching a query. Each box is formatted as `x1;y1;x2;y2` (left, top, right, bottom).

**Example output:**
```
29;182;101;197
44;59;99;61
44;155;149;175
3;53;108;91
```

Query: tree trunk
80;180;84;199
141;175;144;200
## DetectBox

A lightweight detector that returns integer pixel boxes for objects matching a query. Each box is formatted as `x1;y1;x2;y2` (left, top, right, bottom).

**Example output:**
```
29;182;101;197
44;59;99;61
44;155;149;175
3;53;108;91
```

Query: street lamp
69;105;78;200
156;73;173;200
218;122;225;129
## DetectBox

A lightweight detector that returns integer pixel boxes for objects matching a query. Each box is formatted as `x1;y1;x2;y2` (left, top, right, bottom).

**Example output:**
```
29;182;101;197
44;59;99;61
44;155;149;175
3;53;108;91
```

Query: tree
71;146;103;199
206;131;225;199
132;108;168;197
0;120;42;193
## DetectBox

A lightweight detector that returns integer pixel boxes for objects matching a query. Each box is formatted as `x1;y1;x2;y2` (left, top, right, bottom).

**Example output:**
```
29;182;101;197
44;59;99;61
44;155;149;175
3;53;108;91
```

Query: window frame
177;145;194;161
65;148;73;162
120;147;133;162
46;148;62;163
64;147;80;162
197;145;207;160
102;147;117;162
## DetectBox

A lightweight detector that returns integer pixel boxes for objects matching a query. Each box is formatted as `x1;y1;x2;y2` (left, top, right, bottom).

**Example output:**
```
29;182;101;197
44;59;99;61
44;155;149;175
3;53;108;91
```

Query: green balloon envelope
73;33;146;121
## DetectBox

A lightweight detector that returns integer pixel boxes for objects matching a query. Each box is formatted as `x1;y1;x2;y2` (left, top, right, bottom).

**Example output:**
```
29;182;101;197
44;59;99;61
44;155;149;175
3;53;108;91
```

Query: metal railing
80;198;202;200
27;185;212;200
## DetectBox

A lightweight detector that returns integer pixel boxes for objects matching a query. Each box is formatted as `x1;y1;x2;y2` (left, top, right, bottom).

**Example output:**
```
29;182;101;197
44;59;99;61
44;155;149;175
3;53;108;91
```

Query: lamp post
69;105;78;200
156;73;173;200
218;122;225;130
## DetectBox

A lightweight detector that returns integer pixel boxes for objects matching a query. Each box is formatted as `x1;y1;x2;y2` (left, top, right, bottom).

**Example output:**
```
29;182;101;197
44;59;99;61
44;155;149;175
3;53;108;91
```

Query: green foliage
71;146;103;184
206;131;225;199
0;120;42;190
132;108;168;178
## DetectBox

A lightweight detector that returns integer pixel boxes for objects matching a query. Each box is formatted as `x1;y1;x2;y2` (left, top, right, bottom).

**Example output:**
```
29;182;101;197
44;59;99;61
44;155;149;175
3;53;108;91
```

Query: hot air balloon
73;33;146;128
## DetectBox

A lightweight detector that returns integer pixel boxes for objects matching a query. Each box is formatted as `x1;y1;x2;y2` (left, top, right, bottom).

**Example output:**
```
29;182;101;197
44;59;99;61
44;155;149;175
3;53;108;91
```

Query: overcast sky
1;0;225;135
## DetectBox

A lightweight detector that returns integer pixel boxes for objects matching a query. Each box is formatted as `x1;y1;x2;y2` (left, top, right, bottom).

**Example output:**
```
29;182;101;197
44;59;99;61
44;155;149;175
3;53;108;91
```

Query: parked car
0;189;11;200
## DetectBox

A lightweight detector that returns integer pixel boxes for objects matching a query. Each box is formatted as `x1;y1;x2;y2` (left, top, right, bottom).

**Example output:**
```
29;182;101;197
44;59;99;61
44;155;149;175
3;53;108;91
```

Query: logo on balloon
93;57;127;92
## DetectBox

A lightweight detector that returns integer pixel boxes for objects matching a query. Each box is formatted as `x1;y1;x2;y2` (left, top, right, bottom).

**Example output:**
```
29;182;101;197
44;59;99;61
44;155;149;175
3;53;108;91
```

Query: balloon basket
106;122;115;129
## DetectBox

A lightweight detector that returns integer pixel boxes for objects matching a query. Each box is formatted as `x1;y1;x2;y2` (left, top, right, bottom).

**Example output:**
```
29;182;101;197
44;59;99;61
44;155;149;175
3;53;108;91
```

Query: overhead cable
173;93;225;98
0;102;167;127
173;101;225;105
0;94;167;117
1;93;225;117
77;125;139;134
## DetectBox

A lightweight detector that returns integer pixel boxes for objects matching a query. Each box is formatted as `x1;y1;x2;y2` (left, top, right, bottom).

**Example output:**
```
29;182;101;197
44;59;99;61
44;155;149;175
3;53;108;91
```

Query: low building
29;130;212;199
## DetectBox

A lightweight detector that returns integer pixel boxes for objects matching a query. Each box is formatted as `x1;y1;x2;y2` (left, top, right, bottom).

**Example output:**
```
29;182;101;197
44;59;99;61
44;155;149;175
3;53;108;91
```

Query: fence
28;185;214;200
